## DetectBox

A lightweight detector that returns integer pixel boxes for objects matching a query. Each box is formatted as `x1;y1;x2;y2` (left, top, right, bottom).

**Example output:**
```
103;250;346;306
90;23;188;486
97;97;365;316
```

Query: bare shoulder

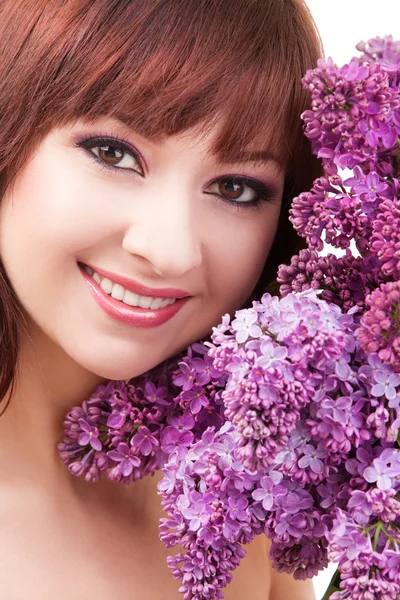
224;533;272;599
270;569;316;600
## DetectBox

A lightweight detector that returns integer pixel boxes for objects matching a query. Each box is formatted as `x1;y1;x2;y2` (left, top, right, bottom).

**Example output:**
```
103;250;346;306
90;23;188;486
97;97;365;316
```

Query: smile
78;262;189;328
81;264;177;309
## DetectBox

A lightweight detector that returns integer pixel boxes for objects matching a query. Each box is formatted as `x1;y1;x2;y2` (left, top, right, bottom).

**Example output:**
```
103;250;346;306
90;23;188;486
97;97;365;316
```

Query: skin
0;117;314;598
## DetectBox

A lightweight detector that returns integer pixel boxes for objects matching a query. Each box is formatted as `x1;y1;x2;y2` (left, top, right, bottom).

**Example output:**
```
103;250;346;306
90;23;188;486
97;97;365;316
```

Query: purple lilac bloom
231;308;263;343
298;444;326;474
107;401;132;429
131;425;159;456
77;419;102;451
363;450;400;490
359;281;400;371
107;442;141;477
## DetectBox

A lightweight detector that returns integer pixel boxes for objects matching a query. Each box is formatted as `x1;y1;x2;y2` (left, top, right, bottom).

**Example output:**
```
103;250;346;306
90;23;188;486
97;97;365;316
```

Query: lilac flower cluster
205;297;400;589
272;35;400;598
59;36;400;600
159;423;259;599
278;36;400;374
208;291;350;472
59;349;226;485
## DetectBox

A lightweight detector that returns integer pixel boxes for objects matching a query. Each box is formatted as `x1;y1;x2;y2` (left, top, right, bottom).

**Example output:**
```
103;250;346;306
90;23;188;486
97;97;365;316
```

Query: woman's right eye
77;136;144;177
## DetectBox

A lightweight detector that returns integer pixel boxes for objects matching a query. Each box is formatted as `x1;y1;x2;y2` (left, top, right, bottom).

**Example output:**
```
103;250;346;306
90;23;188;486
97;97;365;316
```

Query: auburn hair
0;0;322;406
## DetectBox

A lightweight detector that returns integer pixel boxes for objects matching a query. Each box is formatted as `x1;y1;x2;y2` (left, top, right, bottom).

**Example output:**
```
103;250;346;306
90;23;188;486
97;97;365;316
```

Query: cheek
0;149;120;269
205;208;280;314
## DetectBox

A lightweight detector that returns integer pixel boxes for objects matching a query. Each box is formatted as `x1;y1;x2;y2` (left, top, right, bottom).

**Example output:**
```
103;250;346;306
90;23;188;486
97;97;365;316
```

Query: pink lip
83;262;189;299
79;266;189;328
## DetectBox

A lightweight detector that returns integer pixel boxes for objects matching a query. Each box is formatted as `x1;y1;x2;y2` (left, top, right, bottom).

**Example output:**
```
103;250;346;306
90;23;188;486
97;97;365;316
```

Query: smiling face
0;117;283;380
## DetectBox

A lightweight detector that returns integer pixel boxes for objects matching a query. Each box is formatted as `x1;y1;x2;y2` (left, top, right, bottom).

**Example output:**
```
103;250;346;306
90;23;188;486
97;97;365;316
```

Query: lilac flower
188;356;220;385
158;466;177;495
77;419;102;451
182;385;209;414
316;478;340;509
255;340;288;369
227;496;248;521
360;282;400;372
144;381;170;405
107;442;140;477
107;401;132;429
252;476;283;511
231;309;262;343
347;490;373;524
279;488;314;514
298;444;326;474
167;413;195;431
181;499;210;532
371;369;400;400
363;454;399;490
371;199;400;277
173;362;197;391
327;509;371;561
352;171;389;203
213;434;236;470
160;426;193;454
131;426;159;456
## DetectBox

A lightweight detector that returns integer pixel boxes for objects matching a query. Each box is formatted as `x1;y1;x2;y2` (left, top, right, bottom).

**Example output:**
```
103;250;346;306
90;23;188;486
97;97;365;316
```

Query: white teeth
163;298;176;307
100;277;113;294
137;295;153;309
149;297;163;309
159;298;172;308
123;290;140;306
81;263;178;309
111;283;125;301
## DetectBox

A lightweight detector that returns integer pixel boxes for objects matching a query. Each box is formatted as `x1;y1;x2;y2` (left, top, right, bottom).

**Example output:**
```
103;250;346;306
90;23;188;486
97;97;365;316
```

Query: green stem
373;521;383;551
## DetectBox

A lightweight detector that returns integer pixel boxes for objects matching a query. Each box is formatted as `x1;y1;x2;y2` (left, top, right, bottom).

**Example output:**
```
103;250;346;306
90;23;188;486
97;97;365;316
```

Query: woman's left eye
204;176;271;206
77;136;144;176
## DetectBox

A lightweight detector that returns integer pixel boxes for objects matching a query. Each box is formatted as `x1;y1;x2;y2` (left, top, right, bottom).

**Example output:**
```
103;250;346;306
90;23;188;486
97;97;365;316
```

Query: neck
0;320;106;484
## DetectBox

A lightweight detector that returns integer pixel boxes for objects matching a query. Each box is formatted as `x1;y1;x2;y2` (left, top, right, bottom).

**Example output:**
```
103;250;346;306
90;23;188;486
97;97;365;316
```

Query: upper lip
81;263;190;299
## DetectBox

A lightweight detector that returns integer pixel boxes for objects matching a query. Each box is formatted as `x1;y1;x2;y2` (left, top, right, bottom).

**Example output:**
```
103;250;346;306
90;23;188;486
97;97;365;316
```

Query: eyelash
75;134;276;211
206;176;275;211
76;134;144;177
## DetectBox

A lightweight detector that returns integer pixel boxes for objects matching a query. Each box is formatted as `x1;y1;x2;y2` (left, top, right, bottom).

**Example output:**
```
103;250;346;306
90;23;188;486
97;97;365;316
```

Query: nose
121;187;203;280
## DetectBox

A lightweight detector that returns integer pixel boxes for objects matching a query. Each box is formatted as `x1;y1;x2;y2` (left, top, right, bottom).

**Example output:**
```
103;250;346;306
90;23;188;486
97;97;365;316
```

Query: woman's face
0;117;283;380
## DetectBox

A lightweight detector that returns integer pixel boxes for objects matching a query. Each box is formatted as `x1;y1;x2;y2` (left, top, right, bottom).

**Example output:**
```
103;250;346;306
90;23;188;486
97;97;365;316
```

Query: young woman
0;0;322;597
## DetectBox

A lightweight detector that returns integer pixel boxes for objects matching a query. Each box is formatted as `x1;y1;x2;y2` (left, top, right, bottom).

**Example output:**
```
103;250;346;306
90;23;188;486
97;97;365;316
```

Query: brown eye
205;176;265;204
98;145;124;165
80;137;144;175
219;179;245;200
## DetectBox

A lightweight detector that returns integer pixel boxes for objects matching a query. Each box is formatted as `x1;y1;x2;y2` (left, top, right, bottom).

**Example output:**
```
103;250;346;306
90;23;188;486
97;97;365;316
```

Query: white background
302;2;400;598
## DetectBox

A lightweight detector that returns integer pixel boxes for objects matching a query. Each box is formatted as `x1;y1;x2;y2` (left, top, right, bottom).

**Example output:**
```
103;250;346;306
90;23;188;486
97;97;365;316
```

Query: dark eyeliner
205;175;277;210
74;134;144;177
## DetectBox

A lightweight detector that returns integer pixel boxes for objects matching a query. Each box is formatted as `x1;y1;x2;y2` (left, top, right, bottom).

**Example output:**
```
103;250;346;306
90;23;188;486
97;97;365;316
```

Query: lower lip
79;266;188;328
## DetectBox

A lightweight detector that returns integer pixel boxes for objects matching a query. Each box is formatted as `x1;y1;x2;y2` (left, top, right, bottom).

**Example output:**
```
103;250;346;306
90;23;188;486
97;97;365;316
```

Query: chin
75;349;166;383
